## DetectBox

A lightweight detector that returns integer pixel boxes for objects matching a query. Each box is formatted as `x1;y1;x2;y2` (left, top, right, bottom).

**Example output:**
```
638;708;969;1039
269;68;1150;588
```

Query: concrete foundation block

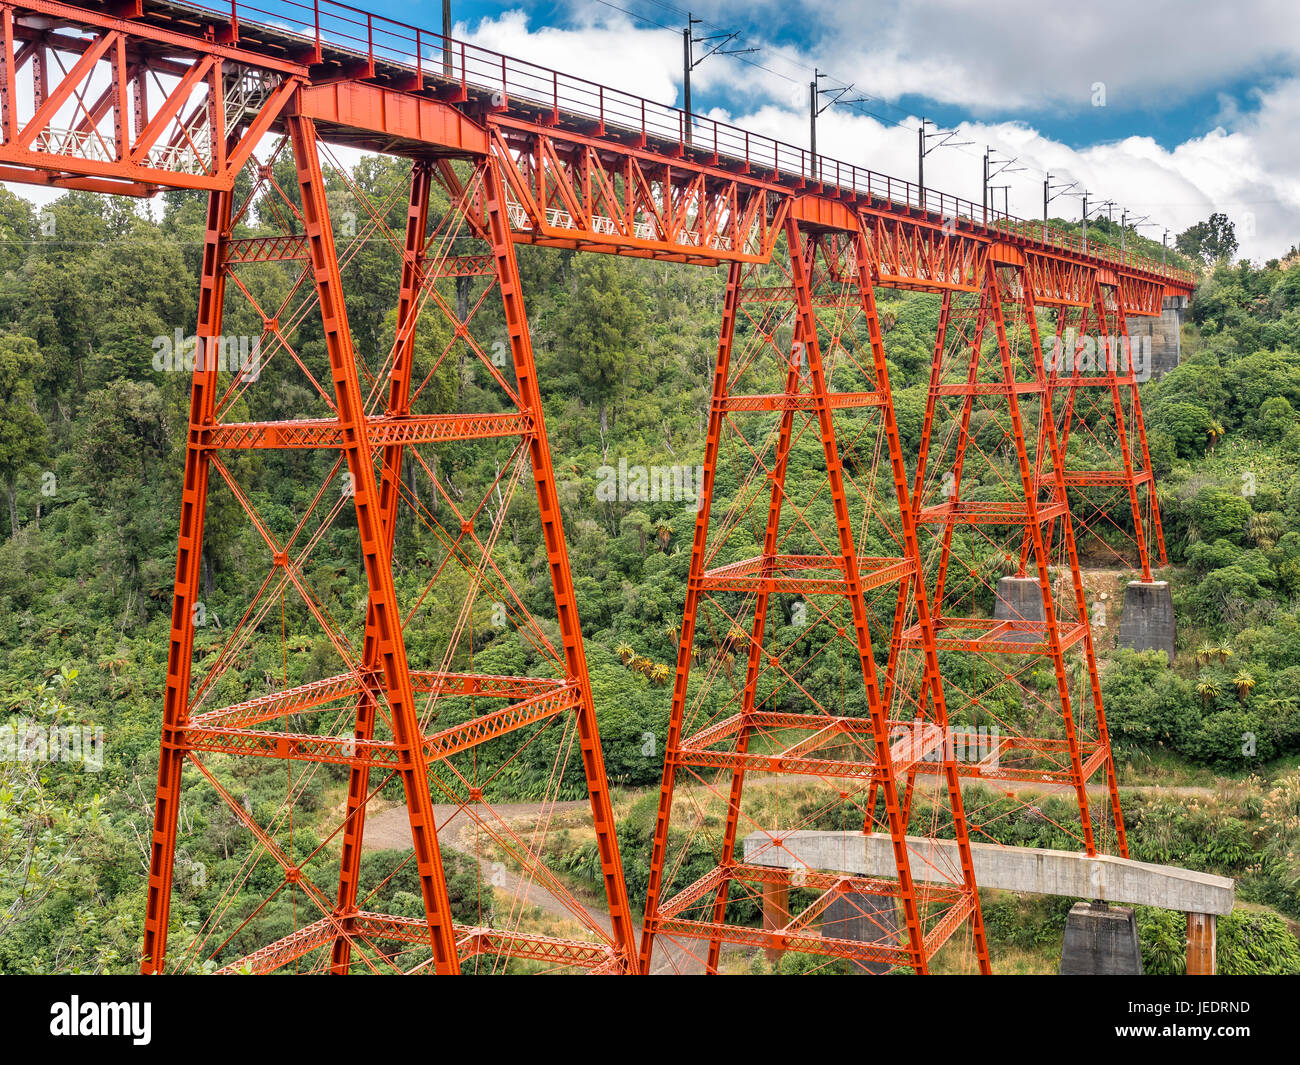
993;576;1046;643
821;886;899;974
1117;580;1175;662
1125;295;1185;380
1060;901;1144;975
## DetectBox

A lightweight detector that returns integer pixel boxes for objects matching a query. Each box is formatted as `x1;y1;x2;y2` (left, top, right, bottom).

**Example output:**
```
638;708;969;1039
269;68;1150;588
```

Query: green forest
2;154;1300;976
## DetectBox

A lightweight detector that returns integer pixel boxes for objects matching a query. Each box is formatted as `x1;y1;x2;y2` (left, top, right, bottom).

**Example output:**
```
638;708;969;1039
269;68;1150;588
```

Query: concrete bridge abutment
993;576;1046;642
1117;580;1176;662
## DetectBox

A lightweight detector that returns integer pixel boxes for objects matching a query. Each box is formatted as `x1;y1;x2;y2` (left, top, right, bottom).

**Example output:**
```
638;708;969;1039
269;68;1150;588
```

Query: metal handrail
172;0;1195;286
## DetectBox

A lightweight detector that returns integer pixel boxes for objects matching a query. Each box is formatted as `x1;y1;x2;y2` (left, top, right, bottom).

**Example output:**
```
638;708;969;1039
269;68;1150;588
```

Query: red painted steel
1028;278;1168;580
905;259;1126;859
329;158;434;975
0;0;302;193
141;182;232;974
139;0;1189;279
2;2;1195;285
638;220;990;974
136;129;637;973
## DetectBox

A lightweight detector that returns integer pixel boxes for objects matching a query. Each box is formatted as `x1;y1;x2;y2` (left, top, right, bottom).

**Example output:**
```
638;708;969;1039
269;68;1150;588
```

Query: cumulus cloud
456;3;1300;259
660;0;1300;113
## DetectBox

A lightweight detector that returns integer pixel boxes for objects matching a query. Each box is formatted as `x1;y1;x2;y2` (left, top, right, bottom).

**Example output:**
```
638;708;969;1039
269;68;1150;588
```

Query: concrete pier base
746;831;1234;976
821;886;899;974
1124;295;1186;379
1059;901;1144;975
1117;580;1176;662
993;576;1045;642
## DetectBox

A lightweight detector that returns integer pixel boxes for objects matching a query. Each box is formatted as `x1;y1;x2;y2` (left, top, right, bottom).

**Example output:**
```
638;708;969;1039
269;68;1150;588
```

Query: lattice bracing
1026;278;1168;580
638;222;990;975
140;134;636;975
904;257;1126;860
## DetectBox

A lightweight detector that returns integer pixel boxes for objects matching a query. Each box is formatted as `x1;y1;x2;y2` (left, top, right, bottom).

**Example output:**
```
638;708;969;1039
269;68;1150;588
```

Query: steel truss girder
219;912;619;975
1023;251;1095;307
900;617;1089;654
649;863;971;967
673;712;949;778
191;671;567;731
200;412;531;449
857;213;987;292
488;118;790;264
697;554;914;595
1117;273;1168;317
0;0;302;193
0;3;1196;306
182;680;582;769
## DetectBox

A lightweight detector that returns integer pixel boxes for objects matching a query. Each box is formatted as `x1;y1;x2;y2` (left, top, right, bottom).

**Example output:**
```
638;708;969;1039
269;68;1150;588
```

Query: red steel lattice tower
1021;264;1168;582
908;253;1126;859
638;217;990;975
141;119;636;974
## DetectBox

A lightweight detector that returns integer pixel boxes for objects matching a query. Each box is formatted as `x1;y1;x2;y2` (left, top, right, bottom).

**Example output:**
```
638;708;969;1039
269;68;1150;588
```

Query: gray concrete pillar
993;576;1046;643
821;885;900;974
1059;900;1144;975
1126;295;1185;381
1117;580;1175;662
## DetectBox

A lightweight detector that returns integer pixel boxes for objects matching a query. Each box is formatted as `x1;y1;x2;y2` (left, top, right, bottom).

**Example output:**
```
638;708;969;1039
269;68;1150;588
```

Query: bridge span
0;0;1198;976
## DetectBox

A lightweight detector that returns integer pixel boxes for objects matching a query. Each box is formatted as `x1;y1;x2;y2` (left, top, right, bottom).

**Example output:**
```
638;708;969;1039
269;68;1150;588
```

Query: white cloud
459;9;681;104
661;0;1300;113
457;5;1300;259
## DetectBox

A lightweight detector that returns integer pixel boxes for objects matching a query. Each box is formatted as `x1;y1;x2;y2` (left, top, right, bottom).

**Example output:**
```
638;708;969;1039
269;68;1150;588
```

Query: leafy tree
1185;485;1251;544
1102;650;1198;752
1151;400;1212;458
0;671;130;974
0;334;46;536
1258;395;1295;441
551;255;646;440
1270;266;1300;311
1176;212;1238;265
1194;707;1272;766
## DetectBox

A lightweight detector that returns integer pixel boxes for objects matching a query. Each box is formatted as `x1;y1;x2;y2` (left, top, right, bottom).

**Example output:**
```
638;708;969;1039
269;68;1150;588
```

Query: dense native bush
5;176;1300;973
